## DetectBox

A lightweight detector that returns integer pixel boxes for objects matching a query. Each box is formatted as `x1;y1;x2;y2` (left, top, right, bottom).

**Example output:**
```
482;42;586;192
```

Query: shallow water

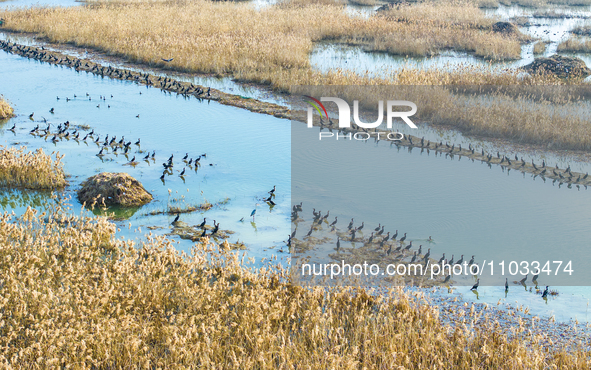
309;43;535;75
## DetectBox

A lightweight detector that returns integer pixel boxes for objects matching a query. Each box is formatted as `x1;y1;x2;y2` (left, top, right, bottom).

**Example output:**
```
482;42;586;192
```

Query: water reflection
0;188;54;211
90;204;140;220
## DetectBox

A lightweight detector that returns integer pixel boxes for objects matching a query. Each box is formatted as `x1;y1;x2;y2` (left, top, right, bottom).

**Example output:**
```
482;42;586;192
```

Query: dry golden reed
558;37;591;53
0;146;66;189
0;0;522;83
0;207;589;368
372;1;524;59
296;83;591;151
0;96;13;119
533;41;547;54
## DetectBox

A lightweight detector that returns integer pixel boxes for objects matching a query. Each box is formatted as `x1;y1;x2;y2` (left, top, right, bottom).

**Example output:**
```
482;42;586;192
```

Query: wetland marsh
1;0;591;367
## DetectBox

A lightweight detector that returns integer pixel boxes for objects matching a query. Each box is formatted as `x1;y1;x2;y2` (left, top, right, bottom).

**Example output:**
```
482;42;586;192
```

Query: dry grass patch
0;0;524;89
294;85;591;151
558;37;591;53
372;1;524;59
572;25;591;36
0;146;66;189
247;63;561;93
533;40;547;54
0;96;14;119
0;207;590;367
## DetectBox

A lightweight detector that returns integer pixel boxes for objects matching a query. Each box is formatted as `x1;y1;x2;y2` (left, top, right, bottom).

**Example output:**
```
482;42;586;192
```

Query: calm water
292;123;591;322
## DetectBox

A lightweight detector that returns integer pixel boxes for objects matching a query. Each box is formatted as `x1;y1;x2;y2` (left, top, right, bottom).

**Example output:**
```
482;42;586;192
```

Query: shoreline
423;286;591;351
0;35;291;120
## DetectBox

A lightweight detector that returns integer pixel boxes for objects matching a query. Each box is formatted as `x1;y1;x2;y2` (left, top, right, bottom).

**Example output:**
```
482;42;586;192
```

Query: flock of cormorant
313;117;591;190
289;203;554;299
7;95;210;185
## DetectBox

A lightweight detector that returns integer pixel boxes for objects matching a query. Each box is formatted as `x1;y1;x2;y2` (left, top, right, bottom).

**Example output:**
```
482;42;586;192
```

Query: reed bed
558;37;591;53
0;146;66;189
533;40;547;54
372;1;524;59
572;25;591;36
0;0;522;80
295;84;591;151
0;96;13;119
0;206;589;368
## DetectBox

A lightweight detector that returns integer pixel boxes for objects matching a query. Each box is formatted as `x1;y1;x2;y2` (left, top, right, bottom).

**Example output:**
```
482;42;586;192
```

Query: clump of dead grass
533;40;547;54
0;146;66;189
557;36;591;53
0;96;14;119
78;172;152;207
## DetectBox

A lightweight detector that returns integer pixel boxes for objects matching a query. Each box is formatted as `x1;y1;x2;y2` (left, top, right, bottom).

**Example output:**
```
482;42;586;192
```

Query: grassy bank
0;207;589;368
0;0;522;82
0;146;66;189
558;37;591;53
0;96;13;119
